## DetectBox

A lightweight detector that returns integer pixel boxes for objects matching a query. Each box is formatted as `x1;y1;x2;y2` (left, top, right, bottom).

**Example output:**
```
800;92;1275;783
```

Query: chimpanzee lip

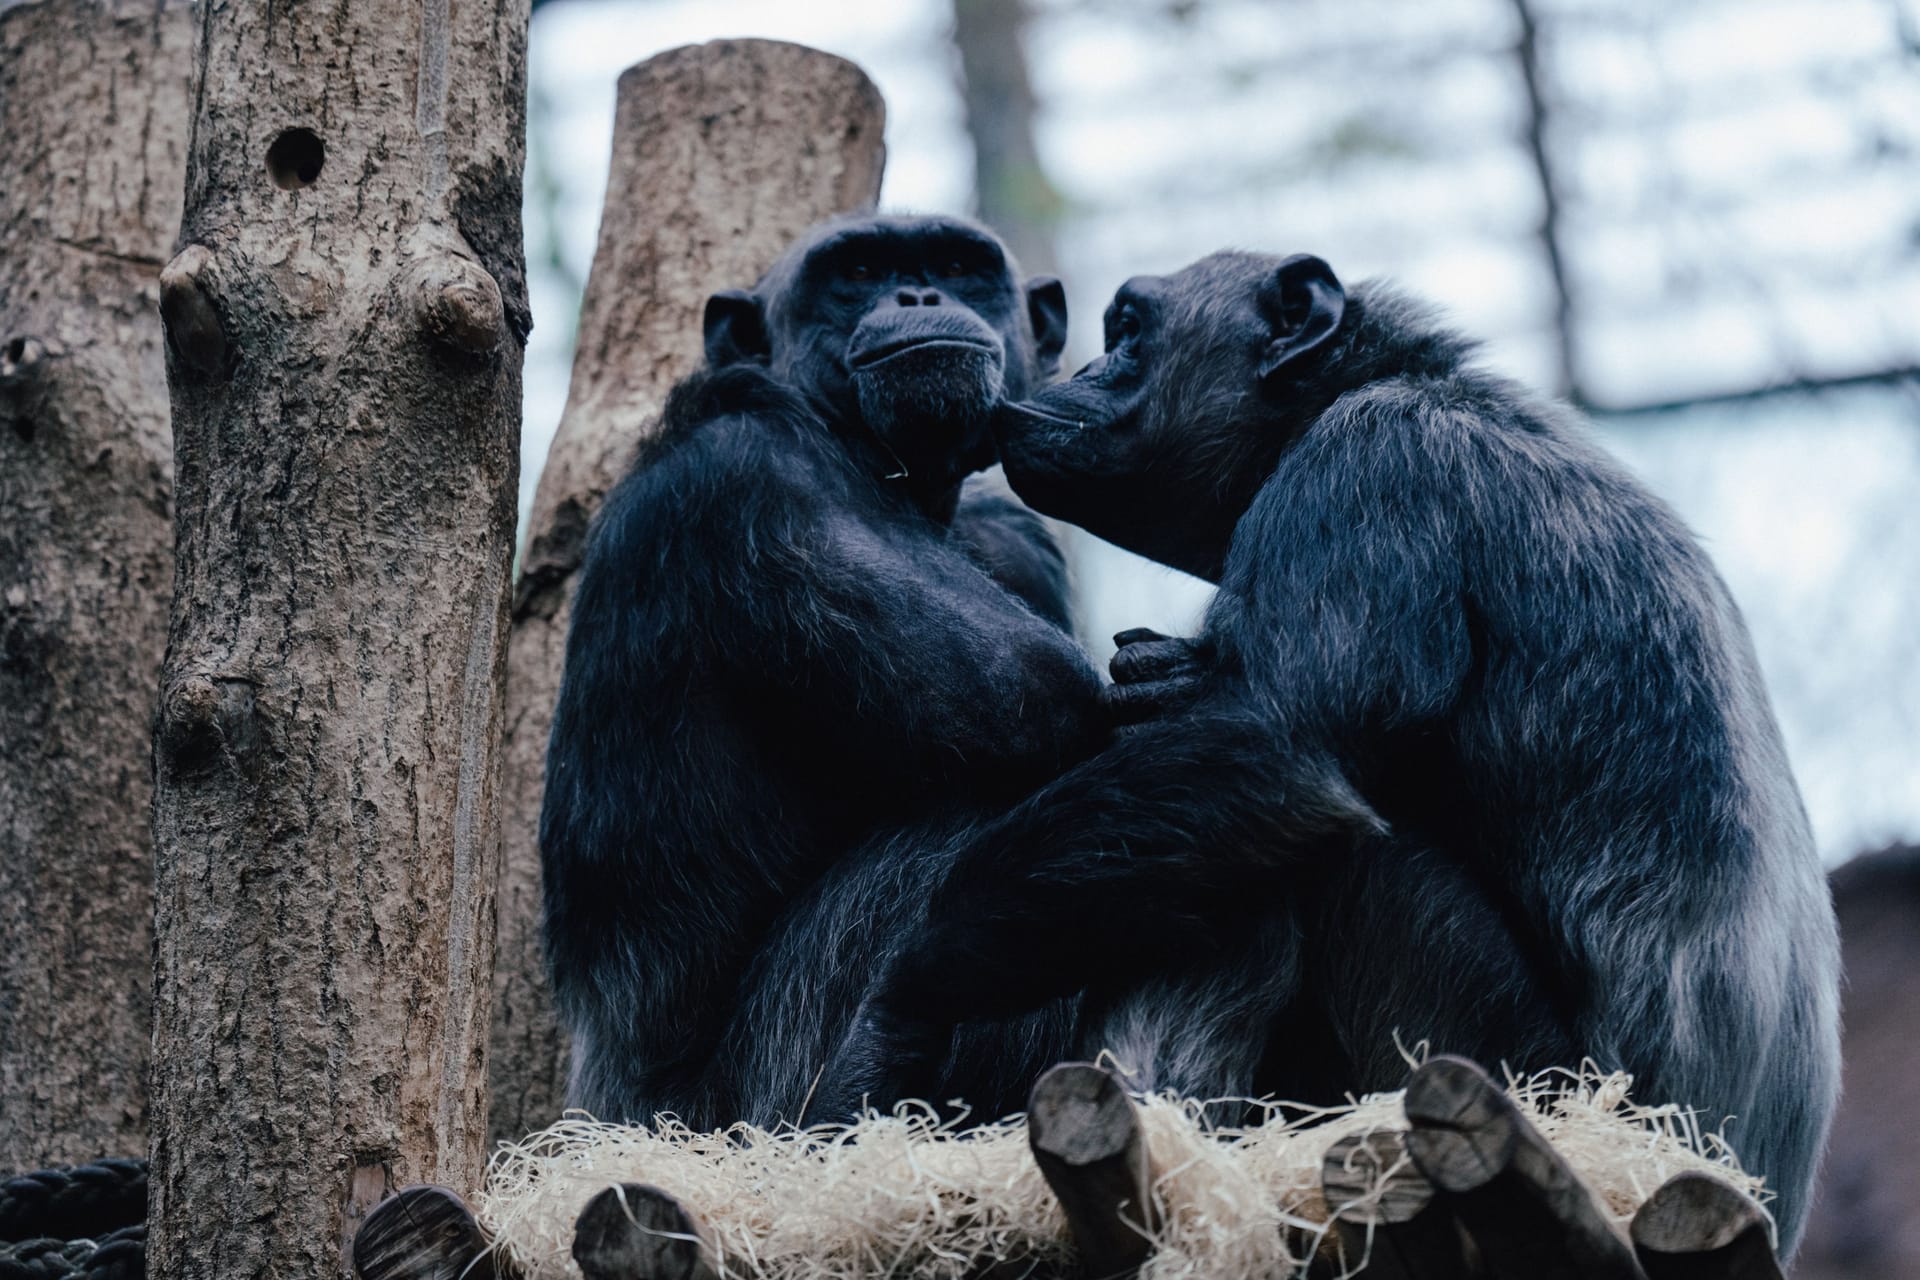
848;335;999;370
998;398;1086;428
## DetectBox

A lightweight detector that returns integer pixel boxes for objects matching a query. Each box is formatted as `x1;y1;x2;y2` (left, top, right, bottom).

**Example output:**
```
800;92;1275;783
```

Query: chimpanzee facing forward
837;253;1839;1251
540;215;1101;1130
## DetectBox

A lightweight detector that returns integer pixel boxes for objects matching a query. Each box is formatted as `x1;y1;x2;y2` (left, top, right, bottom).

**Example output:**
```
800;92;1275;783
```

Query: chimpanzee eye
1105;305;1142;354
939;259;970;279
846;263;873;282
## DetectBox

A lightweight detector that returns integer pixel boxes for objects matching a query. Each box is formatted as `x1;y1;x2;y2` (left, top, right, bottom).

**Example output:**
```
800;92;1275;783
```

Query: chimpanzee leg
813;713;1379;1119
1080;910;1303;1106
720;820;1077;1128
1302;835;1584;1093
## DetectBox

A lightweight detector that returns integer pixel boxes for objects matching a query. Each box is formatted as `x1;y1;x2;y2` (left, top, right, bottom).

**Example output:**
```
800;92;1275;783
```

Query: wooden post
149;0;528;1274
1321;1130;1472;1280
1629;1172;1783;1280
353;1186;497;1280
0;0;191;1169
1404;1056;1646;1280
1027;1063;1160;1279
573;1184;720;1280
487;39;887;1145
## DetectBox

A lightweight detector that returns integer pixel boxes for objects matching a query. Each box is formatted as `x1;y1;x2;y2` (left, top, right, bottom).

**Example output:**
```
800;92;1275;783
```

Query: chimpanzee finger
1112;627;1171;649
1102;674;1203;726
1110;637;1197;685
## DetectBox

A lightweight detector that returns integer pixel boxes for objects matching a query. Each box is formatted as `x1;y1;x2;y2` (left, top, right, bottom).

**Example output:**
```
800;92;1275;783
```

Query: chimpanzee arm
949;472;1073;630
1207;388;1479;739
706;424;1105;792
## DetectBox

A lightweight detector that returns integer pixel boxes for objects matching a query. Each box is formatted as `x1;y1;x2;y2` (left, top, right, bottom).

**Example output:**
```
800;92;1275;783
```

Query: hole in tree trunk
266;128;326;190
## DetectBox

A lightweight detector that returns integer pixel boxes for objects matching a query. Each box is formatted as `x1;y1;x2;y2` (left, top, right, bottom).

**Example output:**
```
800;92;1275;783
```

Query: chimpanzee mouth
848;335;1000;371
996;399;1086;429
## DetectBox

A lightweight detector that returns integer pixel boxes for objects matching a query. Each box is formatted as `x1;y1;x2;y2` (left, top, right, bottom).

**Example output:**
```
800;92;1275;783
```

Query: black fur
834;251;1840;1252
540;216;1098;1130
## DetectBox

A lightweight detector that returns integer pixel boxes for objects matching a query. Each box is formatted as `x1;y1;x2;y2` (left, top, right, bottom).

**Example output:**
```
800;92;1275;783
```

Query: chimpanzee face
703;216;1068;491
992;252;1346;581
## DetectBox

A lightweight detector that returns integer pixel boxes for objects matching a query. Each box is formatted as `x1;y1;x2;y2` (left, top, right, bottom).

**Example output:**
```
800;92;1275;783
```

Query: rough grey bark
487;39;886;1145
952;0;1063;278
149;1;529;1276
0;0;192;1172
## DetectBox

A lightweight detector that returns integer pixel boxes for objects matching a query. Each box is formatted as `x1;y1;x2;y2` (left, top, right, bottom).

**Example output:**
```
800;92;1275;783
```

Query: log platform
351;1057;1783;1280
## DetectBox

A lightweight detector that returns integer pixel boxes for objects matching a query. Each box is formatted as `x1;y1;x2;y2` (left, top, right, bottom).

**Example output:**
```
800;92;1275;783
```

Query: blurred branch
953;0;1065;277
1587;366;1920;417
1509;0;1581;403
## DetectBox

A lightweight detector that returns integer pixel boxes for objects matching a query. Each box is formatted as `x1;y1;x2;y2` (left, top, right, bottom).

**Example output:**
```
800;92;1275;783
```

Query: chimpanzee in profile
835;252;1840;1252
539;214;1104;1132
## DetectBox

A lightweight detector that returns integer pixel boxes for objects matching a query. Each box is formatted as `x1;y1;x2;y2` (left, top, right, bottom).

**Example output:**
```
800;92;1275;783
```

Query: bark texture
487;39;886;1144
150;2;528;1276
0;0;192;1171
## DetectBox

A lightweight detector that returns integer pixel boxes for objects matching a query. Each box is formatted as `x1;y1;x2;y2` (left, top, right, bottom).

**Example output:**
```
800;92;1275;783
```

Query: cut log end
1322;1130;1435;1225
573;1183;720;1280
1027;1062;1159;1279
351;1185;494;1280
1631;1172;1782;1280
1322;1130;1474;1280
1401;1057;1521;1195
1403;1056;1646;1280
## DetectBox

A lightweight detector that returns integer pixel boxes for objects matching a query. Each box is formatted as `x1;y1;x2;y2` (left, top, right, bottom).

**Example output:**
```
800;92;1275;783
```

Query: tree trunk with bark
487;38;886;1145
0;0;193;1171
149;1;529;1275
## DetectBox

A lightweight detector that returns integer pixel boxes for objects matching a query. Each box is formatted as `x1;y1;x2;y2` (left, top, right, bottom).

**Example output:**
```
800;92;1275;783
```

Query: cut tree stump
488;37;888;1146
573;1184;720;1280
1405;1055;1646;1280
1630;1172;1783;1280
1027;1063;1160;1280
1321;1129;1473;1280
353;1186;498;1280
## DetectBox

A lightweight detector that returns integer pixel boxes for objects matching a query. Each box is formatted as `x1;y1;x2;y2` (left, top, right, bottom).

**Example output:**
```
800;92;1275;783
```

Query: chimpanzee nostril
897;289;920;306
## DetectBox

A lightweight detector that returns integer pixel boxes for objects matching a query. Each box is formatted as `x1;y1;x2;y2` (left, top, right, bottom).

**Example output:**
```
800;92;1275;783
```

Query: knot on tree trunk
1;336;47;389
158;246;230;379
410;255;505;361
158;674;261;776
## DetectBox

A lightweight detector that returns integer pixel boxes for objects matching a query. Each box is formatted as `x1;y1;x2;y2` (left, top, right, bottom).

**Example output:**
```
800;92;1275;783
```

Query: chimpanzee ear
1024;277;1069;379
1257;255;1345;381
703;289;770;368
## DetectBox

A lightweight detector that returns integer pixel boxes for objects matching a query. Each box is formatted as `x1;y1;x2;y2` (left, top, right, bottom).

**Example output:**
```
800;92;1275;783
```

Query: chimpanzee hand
1104;628;1213;726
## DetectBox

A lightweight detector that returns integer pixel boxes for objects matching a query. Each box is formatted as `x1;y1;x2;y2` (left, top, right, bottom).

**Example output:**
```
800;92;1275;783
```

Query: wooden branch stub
1321;1130;1472;1280
1404;1056;1646;1280
412;255;504;360
1027;1062;1159;1279
352;1185;495;1280
1629;1172;1783;1280
157;245;229;378
573;1183;720;1280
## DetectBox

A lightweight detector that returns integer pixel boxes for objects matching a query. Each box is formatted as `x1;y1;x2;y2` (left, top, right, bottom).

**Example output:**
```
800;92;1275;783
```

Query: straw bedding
477;1060;1766;1279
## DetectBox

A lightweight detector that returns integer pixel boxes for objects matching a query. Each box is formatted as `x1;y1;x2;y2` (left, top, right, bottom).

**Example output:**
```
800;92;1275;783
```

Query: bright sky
523;0;1920;861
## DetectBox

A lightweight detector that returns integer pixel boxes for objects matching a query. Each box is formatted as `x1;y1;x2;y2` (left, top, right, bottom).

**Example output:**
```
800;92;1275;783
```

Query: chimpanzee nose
896;288;941;306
